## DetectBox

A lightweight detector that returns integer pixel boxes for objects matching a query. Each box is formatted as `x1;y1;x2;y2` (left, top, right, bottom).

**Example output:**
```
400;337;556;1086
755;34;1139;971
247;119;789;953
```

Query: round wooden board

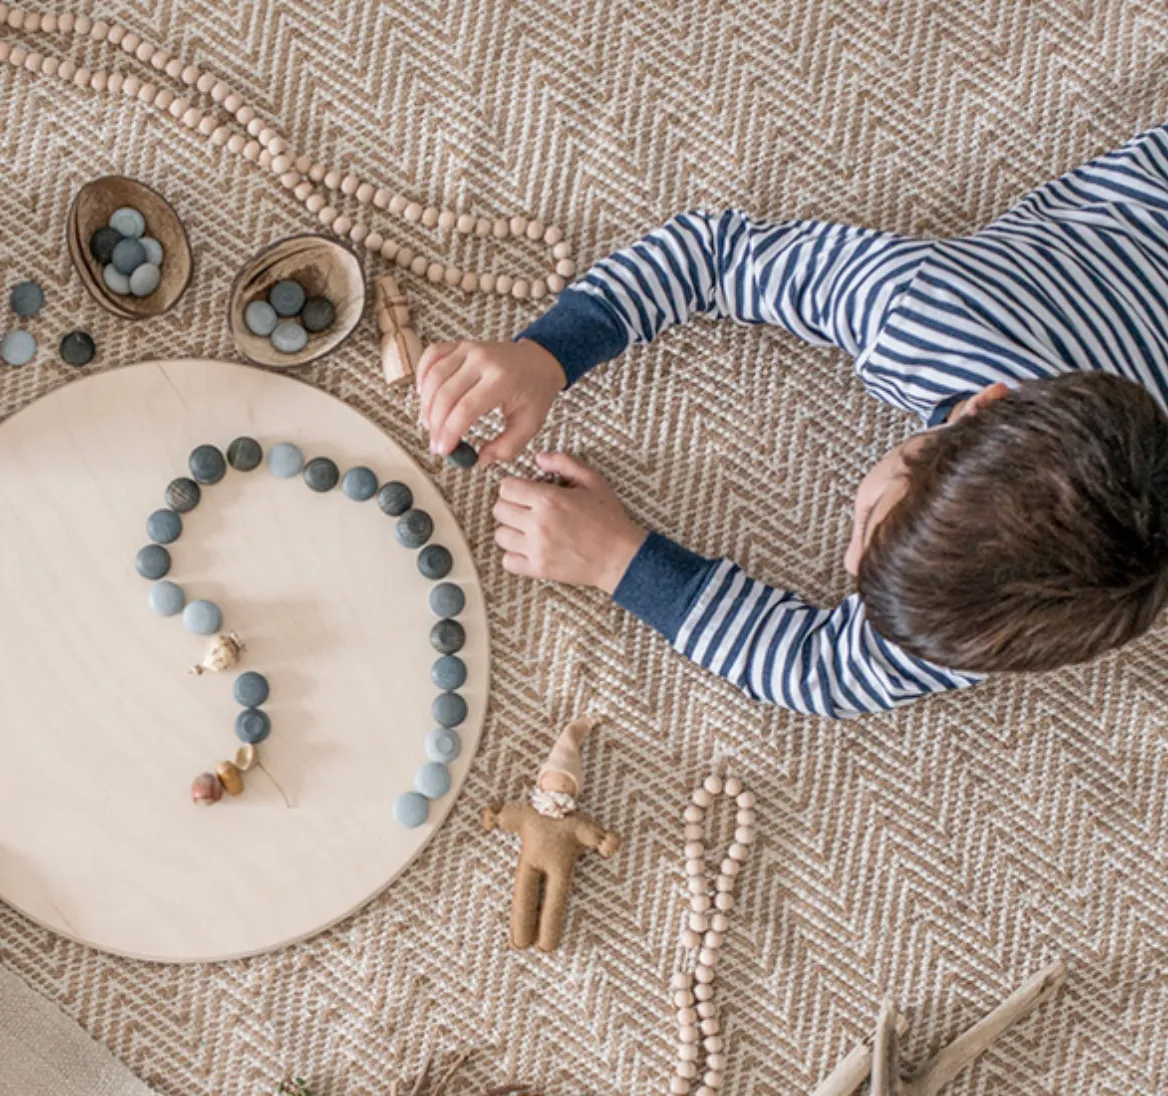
0;360;489;963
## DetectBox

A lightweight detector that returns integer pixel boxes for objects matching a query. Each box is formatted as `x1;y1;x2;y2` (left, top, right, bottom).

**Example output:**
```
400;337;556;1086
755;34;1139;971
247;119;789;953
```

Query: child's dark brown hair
859;373;1168;672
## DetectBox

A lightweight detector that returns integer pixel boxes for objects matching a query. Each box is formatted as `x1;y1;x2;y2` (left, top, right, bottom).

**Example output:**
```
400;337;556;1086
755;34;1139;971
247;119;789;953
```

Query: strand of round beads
0;5;573;300
669;774;756;1096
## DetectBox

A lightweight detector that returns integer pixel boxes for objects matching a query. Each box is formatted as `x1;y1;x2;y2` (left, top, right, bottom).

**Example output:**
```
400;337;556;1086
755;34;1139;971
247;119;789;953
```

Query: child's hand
493;453;647;594
415;339;567;465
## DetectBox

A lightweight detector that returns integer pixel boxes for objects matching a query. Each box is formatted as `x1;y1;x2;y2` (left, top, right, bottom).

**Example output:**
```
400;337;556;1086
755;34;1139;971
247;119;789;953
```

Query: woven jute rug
1;2;1166;1094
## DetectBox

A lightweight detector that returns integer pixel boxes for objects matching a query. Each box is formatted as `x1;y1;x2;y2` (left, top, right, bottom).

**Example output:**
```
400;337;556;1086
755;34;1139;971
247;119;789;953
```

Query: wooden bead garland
0;5;572;299
669;774;755;1096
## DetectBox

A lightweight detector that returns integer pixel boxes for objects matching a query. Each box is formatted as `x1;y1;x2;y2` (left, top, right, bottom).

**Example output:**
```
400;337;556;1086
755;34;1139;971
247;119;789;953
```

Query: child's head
848;373;1168;673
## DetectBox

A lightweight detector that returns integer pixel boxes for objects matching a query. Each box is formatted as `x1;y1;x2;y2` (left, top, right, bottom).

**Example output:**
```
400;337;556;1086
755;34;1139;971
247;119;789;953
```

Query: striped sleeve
519;210;931;383
614;534;982;718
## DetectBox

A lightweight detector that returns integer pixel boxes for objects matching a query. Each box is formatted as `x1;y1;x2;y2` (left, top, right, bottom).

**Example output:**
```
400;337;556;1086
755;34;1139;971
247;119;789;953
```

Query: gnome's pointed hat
537;716;599;797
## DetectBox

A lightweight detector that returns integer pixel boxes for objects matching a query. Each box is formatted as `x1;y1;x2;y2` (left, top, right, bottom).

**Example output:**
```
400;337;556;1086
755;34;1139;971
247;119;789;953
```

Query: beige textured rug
1;2;1167;1094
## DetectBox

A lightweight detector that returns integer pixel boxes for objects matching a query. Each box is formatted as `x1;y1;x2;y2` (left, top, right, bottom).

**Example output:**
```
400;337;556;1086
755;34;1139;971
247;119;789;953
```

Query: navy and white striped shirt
520;122;1168;718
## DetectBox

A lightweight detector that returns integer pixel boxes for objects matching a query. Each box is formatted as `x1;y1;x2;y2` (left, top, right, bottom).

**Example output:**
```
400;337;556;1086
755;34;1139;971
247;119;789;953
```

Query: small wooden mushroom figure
375;273;423;384
810;959;1067;1096
482;716;620;953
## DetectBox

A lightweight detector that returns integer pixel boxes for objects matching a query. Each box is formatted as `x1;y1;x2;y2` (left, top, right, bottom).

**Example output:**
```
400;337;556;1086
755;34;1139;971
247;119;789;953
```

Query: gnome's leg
510;862;543;949
535;865;575;952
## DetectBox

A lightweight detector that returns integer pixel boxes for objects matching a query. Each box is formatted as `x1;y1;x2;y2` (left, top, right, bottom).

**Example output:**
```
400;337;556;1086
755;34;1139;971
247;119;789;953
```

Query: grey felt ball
376;481;412;516
426;727;462;764
430;618;466;655
139;237;164;266
393;791;429;828
414;761;452;800
227;436;263;471
10;281;44;317
431;654;467;691
183;599;222;635
446;440;478;469
244;300;278;337
112;237;147;276
233;671;270;707
103;264;130;295
59;331;96;367
271;319;308;354
109;206;146;238
268;442;304;478
341;466;378;501
89;226;122;263
301;296;335;333
165;477;201;513
146;508;182;544
417;544;452;580
148;580;185;616
303;456;339;492
269;279;306;316
235;707;271;745
189;444;227;485
431;691;467;728
129;262;161;297
0;330;36;366
135;543;171;579
395;509;434;549
429;582;465;618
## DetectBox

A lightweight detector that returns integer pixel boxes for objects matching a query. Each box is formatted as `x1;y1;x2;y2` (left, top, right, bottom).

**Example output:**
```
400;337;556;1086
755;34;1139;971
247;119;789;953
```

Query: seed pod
216;760;244;796
191;772;223;806
190;632;245;675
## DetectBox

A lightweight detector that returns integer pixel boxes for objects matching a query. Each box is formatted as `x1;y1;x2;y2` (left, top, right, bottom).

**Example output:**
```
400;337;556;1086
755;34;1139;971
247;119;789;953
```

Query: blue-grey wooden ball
417;544;452;580
395;509;433;549
244;300;278;337
111;237;147;275
429;582;465;618
183;599;222;635
129;263;161;297
140;237;164;266
303;456;339;492
268;442;304;478
228;436;263;471
414;761;452;800
431;654;467;691
189;444;226;485
446;440;478;469
431;691;467;728
270;319;308;354
148;580;185;616
9;280;44;317
108;206;146;238
301;296;335;333
426;727;462;764
430;618;466;655
376;481;412;516
0;330;36;366
233;671;270;707
89;226;122;263
165;477;200;513
59;330;96;367
136;543;171;579
341;466;378;501
393;791;429;828
146;508;182;544
103;264;130;295
235;707;272;744
269;279;306;316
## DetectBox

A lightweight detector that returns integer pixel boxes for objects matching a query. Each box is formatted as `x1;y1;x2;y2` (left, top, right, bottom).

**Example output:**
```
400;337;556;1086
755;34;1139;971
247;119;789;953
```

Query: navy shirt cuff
613;532;717;643
517;288;630;385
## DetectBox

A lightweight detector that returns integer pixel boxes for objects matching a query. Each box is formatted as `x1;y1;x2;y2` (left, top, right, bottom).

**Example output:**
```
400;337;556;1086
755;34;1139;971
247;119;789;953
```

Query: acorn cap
537;716;599;797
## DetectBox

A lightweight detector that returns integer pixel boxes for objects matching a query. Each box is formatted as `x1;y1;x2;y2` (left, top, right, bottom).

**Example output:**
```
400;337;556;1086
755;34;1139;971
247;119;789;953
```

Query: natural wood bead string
0;4;573;299
669;775;756;1096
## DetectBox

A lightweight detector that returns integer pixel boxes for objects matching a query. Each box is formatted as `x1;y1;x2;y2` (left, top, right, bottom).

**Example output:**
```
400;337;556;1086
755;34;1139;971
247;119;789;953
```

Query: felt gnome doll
482;716;621;952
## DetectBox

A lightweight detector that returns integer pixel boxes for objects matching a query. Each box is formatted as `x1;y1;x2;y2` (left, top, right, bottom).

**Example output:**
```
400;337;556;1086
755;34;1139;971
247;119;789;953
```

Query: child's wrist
594;524;648;596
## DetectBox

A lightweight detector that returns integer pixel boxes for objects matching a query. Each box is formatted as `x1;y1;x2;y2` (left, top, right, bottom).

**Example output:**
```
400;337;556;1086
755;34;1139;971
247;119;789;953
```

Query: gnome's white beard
531;787;577;819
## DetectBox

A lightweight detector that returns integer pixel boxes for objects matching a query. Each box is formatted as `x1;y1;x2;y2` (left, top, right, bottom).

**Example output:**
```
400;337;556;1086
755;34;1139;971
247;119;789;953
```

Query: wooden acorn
375;273;422;384
482;716;620;953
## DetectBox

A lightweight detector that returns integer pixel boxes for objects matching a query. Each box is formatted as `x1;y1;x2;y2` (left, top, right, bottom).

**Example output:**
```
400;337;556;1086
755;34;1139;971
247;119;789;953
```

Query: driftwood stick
902;959;1067;1096
808;1013;908;1096
869;996;902;1095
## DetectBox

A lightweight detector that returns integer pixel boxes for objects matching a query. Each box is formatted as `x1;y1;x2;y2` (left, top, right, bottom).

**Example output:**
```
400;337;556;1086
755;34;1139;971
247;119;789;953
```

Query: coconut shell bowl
228;234;366;368
67;176;193;320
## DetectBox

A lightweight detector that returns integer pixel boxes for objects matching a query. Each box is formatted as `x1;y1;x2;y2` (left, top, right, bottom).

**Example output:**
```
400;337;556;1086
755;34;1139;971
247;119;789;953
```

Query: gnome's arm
575;814;621;858
482;801;527;835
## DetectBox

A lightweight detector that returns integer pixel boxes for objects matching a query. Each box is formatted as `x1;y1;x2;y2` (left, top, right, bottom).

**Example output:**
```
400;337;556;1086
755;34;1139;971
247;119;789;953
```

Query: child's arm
420;211;929;462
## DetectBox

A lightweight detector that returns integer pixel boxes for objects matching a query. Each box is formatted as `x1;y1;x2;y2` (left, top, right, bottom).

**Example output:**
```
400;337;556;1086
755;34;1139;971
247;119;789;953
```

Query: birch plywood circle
0;360;489;963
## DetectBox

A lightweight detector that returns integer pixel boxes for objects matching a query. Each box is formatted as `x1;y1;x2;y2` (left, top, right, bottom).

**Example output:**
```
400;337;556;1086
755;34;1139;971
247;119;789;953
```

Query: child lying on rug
416;122;1168;718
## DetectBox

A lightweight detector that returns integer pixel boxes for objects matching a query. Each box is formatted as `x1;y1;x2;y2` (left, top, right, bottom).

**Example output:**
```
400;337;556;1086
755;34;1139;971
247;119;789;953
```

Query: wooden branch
870;996;902;1095
809;1013;908;1096
902;959;1067;1096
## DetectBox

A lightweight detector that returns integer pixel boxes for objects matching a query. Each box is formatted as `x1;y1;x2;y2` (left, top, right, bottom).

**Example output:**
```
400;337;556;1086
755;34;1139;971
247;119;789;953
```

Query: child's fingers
428;372;482;451
492;498;532;529
534;451;600;487
501;551;535;577
493;525;526;553
498;475;556;507
434;386;500;455
415;342;459;393
419;347;470;428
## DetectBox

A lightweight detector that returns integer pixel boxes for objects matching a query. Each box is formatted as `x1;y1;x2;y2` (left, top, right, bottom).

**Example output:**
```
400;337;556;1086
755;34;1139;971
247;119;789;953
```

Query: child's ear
957;381;1010;419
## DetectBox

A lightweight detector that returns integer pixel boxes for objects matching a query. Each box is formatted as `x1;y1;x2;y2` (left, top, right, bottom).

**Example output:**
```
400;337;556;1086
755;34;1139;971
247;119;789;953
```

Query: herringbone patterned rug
1;2;1167;1094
